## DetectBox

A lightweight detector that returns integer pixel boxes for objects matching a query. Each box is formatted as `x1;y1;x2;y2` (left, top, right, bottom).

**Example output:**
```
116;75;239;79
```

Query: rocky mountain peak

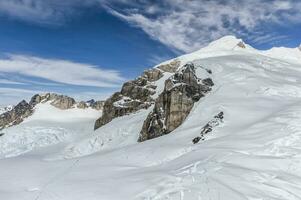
0;100;33;130
138;62;213;142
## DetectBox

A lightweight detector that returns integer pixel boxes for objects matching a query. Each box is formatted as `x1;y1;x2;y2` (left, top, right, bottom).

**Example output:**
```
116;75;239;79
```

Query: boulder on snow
138;63;213;142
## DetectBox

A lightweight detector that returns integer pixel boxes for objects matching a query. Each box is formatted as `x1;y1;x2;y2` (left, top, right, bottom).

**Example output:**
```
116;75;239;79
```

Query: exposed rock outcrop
94;60;183;130
157;60;181;73
0;100;33;130
77;101;88;109
142;68;164;82
92;101;105;110
30;93;76;110
0;93;103;130
192;111;224;144
50;95;76;110
94;78;155;130
237;41;246;48
138;63;213;142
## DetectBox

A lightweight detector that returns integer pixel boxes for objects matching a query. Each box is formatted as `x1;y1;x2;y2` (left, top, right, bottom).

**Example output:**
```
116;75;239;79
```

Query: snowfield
1;36;301;200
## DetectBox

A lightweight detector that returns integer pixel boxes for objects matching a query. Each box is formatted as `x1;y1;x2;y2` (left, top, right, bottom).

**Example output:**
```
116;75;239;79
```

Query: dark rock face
138;63;213;142
94;69;163;130
192;111;224;144
0;100;33;130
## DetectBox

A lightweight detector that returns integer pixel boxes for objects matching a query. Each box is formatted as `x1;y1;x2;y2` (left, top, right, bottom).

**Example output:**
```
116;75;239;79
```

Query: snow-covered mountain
1;35;301;200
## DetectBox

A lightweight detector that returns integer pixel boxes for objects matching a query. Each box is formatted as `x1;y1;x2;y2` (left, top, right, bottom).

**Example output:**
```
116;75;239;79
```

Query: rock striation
138;63;213;142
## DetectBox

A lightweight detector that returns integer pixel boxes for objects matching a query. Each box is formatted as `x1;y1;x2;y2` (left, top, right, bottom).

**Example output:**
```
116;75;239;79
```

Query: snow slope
1;36;301;200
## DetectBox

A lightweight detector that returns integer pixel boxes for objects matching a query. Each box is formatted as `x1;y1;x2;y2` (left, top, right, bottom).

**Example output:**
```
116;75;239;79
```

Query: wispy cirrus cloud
0;0;97;25
0;0;300;52
0;54;125;88
102;0;301;52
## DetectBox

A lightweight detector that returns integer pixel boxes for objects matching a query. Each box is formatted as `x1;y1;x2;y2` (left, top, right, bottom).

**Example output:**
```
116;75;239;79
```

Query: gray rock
77;101;88;109
90;100;105;110
31;93;76;110
157;60;181;73
142;68;163;82
94;70;160;130
138;63;213;142
0;100;33;130
50;95;76;110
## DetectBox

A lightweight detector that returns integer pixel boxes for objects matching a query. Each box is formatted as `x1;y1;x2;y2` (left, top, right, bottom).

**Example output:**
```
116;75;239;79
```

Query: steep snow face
2;36;301;200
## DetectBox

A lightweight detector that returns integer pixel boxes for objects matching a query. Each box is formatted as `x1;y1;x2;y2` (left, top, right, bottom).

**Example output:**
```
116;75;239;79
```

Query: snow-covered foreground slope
1;36;301;200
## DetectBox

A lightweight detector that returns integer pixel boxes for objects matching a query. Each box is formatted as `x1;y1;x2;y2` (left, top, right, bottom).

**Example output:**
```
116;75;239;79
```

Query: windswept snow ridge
1;36;301;200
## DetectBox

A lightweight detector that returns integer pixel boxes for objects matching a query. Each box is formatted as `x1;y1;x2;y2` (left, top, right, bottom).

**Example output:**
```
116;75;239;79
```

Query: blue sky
0;0;300;105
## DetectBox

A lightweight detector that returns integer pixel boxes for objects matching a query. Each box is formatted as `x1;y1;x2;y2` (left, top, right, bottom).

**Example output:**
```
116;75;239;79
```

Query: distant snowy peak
204;35;250;51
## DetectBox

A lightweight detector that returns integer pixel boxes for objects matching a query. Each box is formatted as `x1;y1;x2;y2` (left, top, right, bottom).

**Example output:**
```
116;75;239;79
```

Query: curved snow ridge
156;35;301;70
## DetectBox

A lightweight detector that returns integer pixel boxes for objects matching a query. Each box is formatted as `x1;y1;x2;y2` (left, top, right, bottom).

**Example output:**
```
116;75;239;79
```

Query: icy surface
1;36;301;199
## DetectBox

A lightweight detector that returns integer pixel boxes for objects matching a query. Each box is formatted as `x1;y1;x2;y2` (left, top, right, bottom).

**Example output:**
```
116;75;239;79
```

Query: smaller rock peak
237;41;246;49
205;35;247;51
298;44;301;51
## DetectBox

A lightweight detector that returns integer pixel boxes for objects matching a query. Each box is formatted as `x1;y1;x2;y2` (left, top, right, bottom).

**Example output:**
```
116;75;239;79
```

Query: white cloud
0;0;96;24
0;87;44;106
0;54;125;87
103;0;301;52
1;0;300;52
